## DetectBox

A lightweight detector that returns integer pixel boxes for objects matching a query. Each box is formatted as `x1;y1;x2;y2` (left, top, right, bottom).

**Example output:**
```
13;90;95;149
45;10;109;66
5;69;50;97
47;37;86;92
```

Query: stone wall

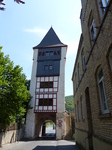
0;128;24;147
72;1;112;150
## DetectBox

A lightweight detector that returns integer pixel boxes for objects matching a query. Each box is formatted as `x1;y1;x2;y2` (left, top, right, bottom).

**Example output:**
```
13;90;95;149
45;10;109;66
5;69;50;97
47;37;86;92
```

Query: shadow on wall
33;145;79;150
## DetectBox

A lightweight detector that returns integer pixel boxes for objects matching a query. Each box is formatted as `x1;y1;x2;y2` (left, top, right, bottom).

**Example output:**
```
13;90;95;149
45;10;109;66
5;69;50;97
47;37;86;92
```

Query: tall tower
25;27;67;140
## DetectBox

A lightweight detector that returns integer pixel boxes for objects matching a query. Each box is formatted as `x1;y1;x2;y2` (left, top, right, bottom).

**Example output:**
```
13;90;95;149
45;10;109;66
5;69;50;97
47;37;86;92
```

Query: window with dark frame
40;82;53;88
39;98;53;106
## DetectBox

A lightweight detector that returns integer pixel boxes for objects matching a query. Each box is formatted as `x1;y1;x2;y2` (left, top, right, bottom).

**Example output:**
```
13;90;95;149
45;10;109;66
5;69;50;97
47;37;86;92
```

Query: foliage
72;133;75;140
46;122;55;127
65;95;74;112
0;50;30;131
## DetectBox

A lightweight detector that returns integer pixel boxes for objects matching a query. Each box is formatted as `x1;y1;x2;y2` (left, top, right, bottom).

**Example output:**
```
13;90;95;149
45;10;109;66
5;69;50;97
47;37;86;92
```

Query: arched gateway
25;27;67;140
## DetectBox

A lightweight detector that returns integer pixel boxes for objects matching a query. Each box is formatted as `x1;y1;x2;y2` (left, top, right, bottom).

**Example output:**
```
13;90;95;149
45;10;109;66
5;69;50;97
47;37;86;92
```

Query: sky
0;0;81;96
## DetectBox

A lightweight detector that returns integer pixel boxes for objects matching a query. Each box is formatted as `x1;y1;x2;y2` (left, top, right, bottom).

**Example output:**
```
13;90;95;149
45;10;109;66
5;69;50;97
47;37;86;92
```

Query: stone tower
25;27;67;140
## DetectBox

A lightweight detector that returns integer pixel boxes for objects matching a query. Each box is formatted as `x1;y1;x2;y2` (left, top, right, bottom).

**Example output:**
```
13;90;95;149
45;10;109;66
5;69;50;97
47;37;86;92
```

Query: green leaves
65;95;74;112
0;50;31;131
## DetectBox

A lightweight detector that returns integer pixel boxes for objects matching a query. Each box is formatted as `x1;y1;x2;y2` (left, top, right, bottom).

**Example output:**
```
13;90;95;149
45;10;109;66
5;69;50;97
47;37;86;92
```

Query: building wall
56;47;66;139
72;0;112;149
25;49;38;138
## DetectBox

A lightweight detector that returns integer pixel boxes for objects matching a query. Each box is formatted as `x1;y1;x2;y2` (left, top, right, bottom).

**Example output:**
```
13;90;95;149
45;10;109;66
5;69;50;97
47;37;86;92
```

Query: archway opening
42;121;56;138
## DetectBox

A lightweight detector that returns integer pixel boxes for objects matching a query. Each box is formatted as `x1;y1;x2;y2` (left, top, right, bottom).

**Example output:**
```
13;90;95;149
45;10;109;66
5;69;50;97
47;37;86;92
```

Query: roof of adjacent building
33;27;67;49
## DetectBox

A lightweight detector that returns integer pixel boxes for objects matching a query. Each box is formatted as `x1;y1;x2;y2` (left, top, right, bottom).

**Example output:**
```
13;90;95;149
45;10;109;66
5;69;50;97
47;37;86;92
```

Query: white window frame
101;0;109;7
97;69;109;114
90;18;96;43
81;96;84;119
98;0;109;19
109;50;112;71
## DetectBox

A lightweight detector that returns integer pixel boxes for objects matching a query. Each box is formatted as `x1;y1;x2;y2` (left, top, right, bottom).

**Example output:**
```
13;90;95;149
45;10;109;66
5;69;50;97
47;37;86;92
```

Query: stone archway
35;113;56;138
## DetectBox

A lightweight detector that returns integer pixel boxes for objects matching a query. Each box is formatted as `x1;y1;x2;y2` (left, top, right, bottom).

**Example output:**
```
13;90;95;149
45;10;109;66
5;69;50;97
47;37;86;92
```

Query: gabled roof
33;27;67;49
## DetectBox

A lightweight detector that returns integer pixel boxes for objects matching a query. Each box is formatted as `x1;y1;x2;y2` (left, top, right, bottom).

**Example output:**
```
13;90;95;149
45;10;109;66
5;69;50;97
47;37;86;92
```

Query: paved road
0;140;80;150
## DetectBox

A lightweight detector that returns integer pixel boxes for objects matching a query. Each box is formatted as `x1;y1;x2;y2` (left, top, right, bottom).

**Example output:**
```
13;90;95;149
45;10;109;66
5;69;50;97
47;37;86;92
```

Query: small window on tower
50;51;53;56
54;51;57;55
40;82;53;88
49;65;53;70
39;52;41;56
57;51;60;55
45;65;48;71
42;52;45;56
46;51;49;56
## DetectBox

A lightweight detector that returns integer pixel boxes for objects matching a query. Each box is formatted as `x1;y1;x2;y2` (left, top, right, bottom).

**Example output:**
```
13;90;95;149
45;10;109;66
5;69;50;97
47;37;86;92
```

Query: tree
65;96;74;112
0;50;30;131
0;0;25;11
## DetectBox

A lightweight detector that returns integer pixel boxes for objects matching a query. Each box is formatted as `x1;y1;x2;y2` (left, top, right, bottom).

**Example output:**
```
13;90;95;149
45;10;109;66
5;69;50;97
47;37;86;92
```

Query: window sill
99;112;111;119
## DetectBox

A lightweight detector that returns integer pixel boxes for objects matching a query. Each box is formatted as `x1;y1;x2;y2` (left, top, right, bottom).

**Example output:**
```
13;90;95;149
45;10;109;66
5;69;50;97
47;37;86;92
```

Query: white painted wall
57;47;67;112
25;49;38;138
56;46;67;139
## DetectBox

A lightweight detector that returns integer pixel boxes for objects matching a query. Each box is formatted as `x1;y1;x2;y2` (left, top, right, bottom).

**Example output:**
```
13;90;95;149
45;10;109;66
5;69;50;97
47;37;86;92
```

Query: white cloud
24;27;47;36
66;41;79;56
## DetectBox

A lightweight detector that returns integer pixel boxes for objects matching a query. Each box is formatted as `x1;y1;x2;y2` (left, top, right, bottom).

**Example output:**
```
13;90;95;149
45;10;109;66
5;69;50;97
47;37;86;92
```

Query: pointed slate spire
33;27;67;49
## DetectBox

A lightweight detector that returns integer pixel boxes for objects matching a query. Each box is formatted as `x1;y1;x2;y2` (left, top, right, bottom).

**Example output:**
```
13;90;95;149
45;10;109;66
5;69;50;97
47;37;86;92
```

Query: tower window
39;98;53;106
45;65;49;70
39;52;41;56
40;82;53;88
46;51;49;56
50;51;53;56
42;52;45;56
45;65;53;70
49;65;53;70
57;51;60;55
